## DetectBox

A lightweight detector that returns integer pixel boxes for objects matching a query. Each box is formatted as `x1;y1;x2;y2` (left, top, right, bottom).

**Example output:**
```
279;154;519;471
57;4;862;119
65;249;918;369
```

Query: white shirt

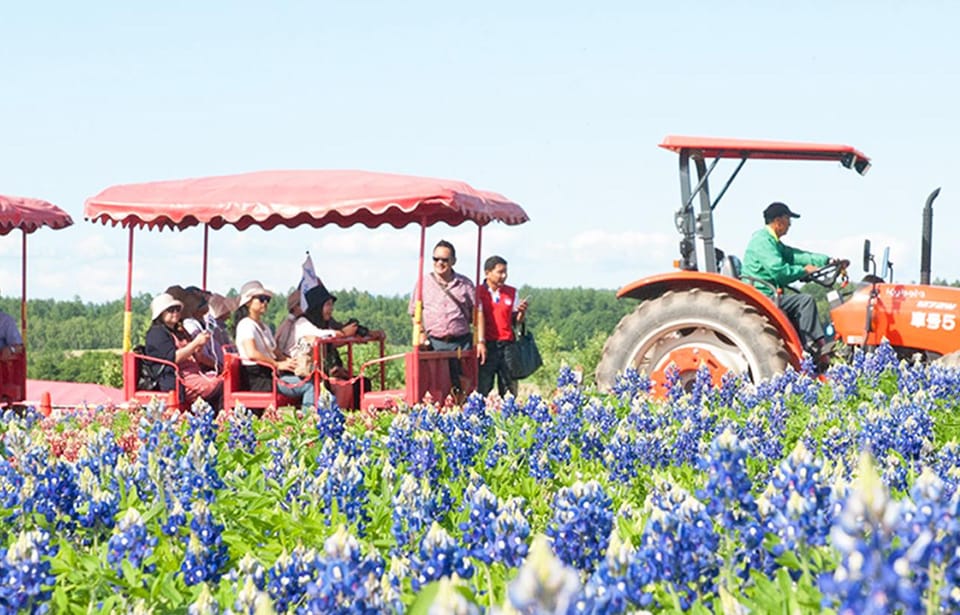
291;316;337;354
236;317;276;366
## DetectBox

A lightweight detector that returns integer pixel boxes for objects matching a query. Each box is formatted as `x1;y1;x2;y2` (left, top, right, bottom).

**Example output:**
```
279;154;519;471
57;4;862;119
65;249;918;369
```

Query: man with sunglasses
410;240;484;397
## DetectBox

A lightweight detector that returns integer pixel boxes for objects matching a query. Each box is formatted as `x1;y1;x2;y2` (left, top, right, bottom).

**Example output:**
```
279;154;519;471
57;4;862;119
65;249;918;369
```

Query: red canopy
659;136;871;174
84;170;529;231
0;195;74;235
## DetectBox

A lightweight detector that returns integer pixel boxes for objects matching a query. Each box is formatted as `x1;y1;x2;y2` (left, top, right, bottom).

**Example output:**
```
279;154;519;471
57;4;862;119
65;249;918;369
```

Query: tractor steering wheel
800;259;850;288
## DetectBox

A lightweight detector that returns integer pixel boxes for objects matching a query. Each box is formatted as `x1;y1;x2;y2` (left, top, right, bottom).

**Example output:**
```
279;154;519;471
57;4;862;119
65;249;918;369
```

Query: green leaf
406;581;441;615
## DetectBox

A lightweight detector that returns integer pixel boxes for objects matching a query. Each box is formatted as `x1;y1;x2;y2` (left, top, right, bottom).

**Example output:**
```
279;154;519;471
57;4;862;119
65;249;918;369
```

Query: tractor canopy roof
660;135;871;174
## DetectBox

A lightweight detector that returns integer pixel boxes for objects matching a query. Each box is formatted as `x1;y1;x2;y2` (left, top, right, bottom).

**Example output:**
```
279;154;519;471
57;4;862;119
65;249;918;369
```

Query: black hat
763;202;800;224
305;284;336;313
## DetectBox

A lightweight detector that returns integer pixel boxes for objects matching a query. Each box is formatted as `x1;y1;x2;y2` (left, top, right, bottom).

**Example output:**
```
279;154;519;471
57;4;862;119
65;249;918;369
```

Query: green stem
486;563;496;610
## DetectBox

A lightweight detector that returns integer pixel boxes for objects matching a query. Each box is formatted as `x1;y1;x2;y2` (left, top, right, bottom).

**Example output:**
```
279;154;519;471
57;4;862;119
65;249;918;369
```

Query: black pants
780;293;824;351
478;340;517;397
428;334;472;393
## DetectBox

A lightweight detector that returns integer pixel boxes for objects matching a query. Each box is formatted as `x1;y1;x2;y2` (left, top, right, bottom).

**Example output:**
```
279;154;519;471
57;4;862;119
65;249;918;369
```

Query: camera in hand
345;318;370;337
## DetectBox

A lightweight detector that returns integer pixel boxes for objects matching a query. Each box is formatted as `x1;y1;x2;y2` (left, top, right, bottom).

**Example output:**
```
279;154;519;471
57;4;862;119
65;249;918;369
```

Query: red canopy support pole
20;230;27;347
123;226;135;352
202;223;209;291
412;222;427;346
474;225;483;346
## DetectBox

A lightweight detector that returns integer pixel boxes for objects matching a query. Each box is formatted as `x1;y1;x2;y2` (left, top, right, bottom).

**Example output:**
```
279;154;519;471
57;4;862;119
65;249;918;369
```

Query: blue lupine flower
266;545;318;613
759;440;835;555
73;466;119;532
635;482;721;609
180;501;229;586
411;522;474;591
177;430;224;505
107;508;157;576
0;529;59;613
458;479;530;569
300;526;388;613
227;404;257;454
500;393;522;420
76;428;123;477
820;454;926;614
163;498;187;536
580;399;616;461
20;450;79;527
0;457;24;514
571;531;642;614
485;429;509;469
439;408;487;479
186;399;218;447
611;367;652;402
522;395;551;423
315;450;370;534
316;389;346;441
545;480;613;574
403;430;440;482
697;428;757;530
391;474;449;555
556;363;581;388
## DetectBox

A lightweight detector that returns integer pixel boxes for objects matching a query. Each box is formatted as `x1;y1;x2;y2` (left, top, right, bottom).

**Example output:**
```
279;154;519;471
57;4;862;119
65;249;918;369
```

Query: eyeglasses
255;295;271;303
433;257;450;263
165;305;182;314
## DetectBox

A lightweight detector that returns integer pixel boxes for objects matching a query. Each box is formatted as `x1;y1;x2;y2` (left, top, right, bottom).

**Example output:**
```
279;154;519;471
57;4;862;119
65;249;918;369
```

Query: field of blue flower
3;341;960;614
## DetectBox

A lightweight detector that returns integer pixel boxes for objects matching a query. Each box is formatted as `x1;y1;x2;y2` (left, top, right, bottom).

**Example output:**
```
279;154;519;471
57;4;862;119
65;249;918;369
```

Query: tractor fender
617;271;805;366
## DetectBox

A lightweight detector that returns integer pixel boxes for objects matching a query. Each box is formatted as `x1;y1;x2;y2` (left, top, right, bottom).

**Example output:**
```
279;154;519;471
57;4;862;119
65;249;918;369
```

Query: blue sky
2;1;958;302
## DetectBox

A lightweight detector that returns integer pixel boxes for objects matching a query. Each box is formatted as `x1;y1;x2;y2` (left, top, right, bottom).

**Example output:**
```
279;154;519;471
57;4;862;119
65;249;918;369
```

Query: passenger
145;292;222;411
409;239;484;397
296;283;383;408
174;286;217;371
203;293;237;372
234;280;316;408
0;291;23;359
275;289;302;357
477;255;529;397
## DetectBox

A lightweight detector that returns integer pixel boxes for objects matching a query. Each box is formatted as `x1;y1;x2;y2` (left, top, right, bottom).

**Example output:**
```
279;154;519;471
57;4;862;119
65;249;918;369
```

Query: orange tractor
596;135;955;392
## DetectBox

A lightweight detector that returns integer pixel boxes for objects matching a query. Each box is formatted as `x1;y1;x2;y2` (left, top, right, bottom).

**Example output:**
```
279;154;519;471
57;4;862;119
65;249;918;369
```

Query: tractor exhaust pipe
920;187;940;285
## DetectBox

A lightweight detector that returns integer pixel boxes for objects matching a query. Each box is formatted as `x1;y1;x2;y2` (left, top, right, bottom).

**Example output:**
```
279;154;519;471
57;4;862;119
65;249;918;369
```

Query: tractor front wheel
596;288;791;393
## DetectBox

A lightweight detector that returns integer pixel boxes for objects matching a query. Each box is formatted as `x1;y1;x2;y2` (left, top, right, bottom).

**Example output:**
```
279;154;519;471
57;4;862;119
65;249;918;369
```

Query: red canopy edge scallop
83;170;530;231
0;195;74;235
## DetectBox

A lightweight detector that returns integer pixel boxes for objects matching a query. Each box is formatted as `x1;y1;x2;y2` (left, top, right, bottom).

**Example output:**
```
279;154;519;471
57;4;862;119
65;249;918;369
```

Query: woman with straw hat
234;280;315;407
145;292;222;410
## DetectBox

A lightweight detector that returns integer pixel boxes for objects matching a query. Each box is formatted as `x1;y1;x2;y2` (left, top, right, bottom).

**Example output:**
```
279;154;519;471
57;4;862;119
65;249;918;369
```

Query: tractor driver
742;202;837;362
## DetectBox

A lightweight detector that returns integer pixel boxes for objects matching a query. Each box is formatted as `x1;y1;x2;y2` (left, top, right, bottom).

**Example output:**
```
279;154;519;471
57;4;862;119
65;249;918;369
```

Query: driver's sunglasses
165;305;182;314
255;295;271;303
433;257;450;264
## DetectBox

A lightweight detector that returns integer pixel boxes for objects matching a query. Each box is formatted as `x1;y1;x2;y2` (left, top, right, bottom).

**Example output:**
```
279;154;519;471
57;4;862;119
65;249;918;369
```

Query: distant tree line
0;287;635;391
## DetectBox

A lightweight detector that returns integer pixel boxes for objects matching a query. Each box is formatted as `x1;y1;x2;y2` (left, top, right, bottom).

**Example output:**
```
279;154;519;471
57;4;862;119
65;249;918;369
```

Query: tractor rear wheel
596;288;791;393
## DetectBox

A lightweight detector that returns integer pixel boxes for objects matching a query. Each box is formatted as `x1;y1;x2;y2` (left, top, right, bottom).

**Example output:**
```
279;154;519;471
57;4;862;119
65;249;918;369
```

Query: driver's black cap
763;202;801;224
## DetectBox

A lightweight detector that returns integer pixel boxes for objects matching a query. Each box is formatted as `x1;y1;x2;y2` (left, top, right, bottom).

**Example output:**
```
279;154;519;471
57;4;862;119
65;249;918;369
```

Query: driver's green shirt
741;227;829;296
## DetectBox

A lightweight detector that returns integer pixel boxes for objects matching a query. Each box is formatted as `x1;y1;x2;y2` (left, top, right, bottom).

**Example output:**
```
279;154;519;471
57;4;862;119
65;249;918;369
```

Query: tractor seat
721;255;742;279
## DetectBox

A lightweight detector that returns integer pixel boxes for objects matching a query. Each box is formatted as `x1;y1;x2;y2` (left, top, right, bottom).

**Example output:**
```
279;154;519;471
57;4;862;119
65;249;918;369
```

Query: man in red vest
477;255;529;397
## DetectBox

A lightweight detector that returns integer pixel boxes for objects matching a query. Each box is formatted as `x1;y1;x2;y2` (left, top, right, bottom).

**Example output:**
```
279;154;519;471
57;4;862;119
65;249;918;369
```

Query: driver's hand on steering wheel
829;258;851;269
804;264;819;273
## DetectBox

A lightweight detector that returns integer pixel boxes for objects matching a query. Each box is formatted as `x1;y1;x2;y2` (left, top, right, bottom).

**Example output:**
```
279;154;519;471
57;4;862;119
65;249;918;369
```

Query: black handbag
504;322;542;380
133;345;160;391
